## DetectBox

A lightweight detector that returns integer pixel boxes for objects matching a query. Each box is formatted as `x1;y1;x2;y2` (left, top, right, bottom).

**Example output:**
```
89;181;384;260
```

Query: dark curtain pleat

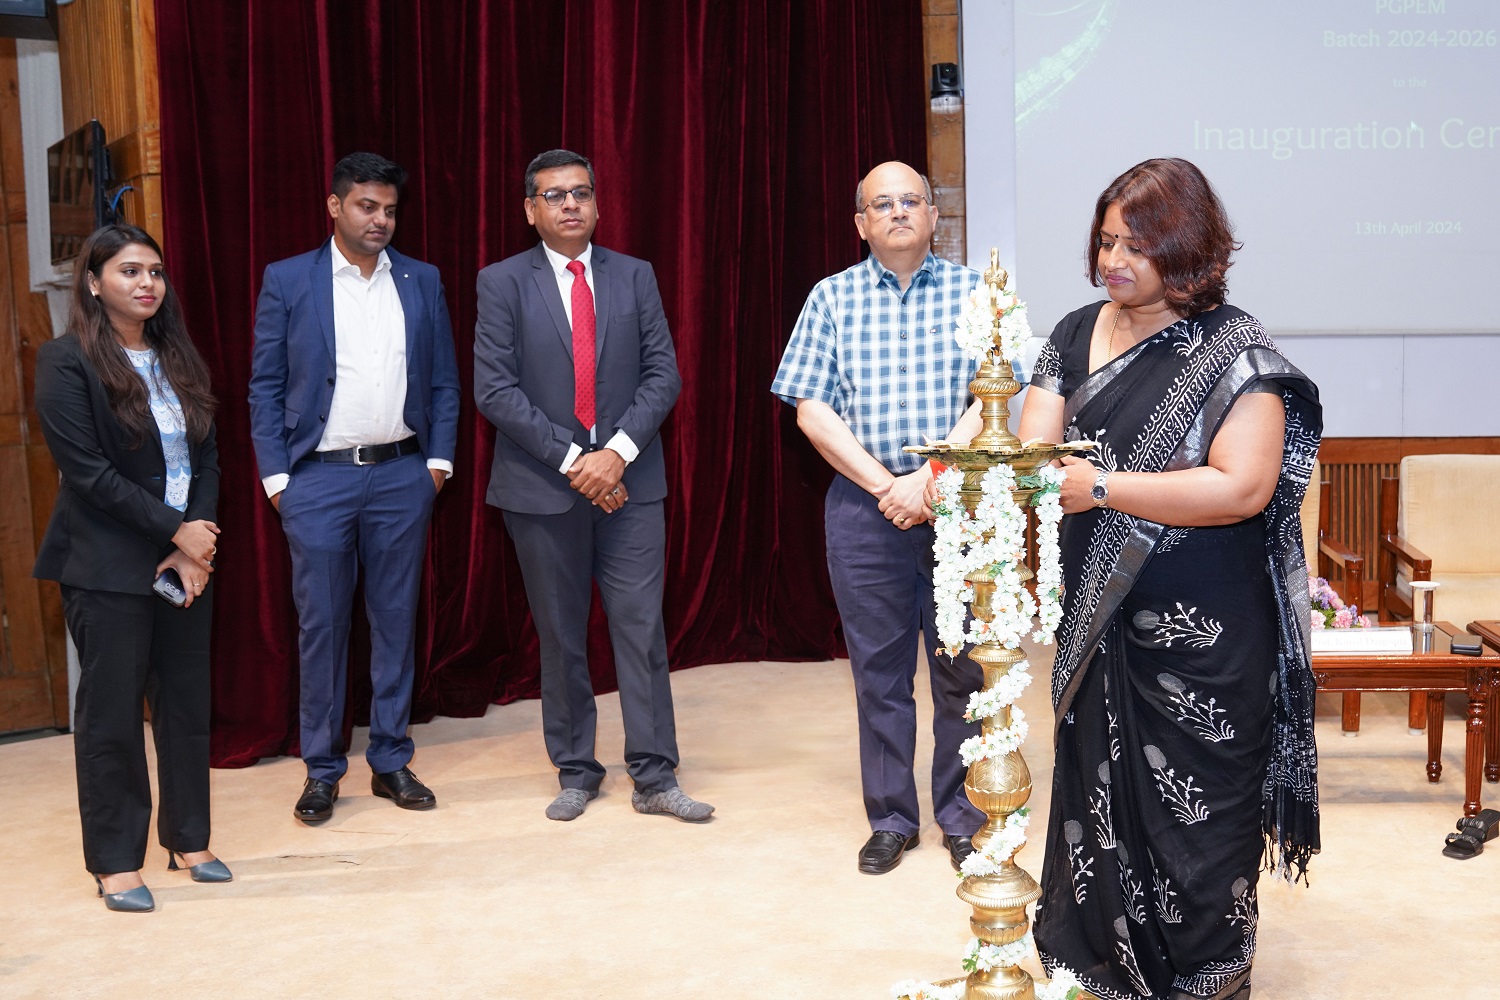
155;0;928;767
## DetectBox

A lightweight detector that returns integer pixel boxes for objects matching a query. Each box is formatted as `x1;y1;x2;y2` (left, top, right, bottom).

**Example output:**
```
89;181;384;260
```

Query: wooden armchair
1377;454;1500;730
1300;459;1368;731
1303;460;1365;609
1377;474;1432;622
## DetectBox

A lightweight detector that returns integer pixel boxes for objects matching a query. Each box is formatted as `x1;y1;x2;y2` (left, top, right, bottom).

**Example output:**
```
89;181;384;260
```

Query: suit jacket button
326;377;334;386
319;414;326;422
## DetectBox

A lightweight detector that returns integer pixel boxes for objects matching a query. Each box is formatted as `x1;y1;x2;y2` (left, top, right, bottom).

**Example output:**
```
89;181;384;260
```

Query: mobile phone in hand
153;567;188;607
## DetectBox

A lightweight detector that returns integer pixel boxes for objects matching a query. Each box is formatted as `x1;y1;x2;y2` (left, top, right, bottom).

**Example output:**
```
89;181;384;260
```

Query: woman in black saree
1020;159;1321;1000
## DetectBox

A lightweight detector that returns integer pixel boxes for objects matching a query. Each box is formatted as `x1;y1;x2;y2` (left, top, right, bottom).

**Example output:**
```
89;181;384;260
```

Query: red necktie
566;259;596;430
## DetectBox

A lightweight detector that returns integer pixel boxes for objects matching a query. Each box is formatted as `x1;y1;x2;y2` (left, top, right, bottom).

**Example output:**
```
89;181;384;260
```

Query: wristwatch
1091;468;1110;508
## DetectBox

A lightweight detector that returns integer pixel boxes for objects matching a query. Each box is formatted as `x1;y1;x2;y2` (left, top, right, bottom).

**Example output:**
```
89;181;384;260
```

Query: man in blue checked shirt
771;160;989;876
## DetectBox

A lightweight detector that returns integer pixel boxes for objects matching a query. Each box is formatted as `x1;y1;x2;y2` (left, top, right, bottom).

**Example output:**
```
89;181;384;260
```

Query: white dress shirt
261;241;452;498
540;242;639;474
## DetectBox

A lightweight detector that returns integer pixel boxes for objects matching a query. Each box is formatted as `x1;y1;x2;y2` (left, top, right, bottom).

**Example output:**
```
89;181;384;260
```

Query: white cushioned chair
1378;453;1500;735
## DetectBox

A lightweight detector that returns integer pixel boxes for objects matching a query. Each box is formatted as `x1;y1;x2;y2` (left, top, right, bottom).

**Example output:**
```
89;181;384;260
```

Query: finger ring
611;487;620;495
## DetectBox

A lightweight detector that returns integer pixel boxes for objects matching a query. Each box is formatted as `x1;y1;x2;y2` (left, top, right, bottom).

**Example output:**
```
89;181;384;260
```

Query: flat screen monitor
0;0;58;41
48;119;111;267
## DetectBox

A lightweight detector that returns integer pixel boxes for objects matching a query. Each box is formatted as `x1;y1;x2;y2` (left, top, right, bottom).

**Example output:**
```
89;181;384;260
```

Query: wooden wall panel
0;40;69;733
57;0;163;243
1;0;163;734
923;0;964;264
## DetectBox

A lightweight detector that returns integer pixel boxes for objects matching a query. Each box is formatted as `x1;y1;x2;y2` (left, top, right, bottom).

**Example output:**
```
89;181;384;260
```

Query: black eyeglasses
870;193;924;215
534;187;594;207
863;195;926;216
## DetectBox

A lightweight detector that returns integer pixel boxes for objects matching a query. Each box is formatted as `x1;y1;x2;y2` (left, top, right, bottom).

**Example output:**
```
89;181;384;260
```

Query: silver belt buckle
353;445;374;466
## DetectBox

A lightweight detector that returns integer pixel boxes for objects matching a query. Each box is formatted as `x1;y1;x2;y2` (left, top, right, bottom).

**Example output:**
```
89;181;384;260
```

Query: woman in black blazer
33;224;230;912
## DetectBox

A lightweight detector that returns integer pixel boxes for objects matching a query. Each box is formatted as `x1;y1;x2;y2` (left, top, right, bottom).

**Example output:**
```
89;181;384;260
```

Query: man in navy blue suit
249;152;460;824
473;149;711;823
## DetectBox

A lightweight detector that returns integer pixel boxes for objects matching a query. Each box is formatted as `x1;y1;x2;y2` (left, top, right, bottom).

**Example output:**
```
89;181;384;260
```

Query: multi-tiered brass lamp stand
904;253;1091;1000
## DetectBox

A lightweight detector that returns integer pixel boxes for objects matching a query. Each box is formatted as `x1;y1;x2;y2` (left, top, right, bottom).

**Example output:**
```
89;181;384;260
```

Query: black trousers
62;584;213;874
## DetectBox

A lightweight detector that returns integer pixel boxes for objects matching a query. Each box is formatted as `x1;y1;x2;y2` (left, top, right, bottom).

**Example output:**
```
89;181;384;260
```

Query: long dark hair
1086;158;1240;316
69;225;216;444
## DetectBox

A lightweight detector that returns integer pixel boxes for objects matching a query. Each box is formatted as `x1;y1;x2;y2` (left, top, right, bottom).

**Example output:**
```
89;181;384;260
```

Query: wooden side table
1311;622;1498;817
1463;619;1500;784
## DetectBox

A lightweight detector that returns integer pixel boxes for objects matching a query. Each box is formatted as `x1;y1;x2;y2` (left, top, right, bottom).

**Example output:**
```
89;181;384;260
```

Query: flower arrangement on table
892;271;1082;1000
1308;576;1371;630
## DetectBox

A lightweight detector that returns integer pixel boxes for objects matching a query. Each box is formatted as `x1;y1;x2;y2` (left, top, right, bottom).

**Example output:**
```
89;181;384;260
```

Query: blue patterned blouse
124;346;191;511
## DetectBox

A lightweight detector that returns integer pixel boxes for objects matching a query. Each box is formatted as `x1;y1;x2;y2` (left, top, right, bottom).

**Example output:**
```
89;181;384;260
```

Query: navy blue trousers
279;453;434;783
824;474;983;838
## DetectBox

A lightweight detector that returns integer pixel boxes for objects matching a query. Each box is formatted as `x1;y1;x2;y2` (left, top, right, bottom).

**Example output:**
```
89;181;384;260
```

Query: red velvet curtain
154;0;928;766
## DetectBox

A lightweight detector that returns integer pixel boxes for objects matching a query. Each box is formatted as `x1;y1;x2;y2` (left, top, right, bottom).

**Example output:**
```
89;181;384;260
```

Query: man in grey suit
474;149;712;823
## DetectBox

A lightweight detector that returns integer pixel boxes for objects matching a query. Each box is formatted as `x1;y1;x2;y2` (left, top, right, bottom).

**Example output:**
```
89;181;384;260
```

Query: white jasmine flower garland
932;465;1064;655
1031;466;1066;643
963;660;1033;721
959;706;1028;765
964;935;1033;973
890;981;964;1000
955;282;1034;365
958;807;1031;878
1037;967;1084;1000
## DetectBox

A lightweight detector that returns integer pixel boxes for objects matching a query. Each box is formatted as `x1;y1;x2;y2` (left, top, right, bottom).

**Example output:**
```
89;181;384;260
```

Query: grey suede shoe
631;787;715;822
545;787;598;821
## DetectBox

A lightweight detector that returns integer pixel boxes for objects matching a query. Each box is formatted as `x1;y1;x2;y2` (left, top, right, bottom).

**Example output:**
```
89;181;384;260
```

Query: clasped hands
157;518;220;608
568;448;628;513
875;466;938;530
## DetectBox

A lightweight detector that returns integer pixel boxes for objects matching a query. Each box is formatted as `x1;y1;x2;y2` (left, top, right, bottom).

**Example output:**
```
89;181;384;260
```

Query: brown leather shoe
858;830;918;874
371;766;436;810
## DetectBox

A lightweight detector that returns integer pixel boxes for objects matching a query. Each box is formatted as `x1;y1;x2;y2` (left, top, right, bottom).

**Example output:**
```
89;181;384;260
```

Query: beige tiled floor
3;650;1495;998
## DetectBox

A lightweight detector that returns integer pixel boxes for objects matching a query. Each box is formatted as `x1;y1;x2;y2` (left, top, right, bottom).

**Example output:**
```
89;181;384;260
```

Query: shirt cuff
427;458;454;478
603;430;639;464
558;442;583;475
262;473;290;499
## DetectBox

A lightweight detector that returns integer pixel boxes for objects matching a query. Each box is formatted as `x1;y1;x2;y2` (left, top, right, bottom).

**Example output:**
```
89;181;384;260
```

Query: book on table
1310;626;1414;655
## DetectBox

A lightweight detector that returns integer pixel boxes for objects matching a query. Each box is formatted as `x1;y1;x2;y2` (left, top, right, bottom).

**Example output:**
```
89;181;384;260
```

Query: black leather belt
312;437;420;465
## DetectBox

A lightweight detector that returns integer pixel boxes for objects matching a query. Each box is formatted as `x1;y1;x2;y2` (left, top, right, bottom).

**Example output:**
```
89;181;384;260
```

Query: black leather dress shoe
294;778;339;823
371;766;436;810
858;830;919;875
943;833;976;872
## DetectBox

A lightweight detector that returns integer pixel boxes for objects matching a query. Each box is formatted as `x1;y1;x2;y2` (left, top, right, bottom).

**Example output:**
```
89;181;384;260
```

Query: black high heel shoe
167;850;234;883
93;874;155;912
1441;808;1500;860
